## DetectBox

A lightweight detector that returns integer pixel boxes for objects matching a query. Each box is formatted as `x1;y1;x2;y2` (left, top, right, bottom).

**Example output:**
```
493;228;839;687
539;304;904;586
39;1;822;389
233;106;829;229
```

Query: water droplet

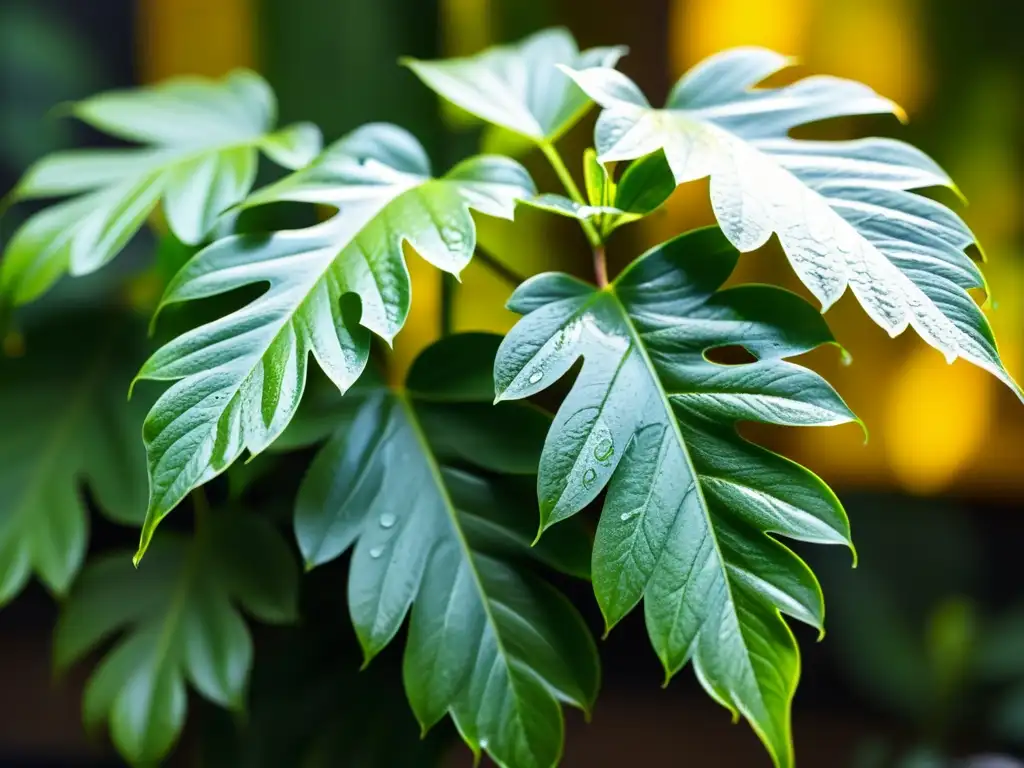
369;546;384;559
582;468;597;487
379;513;396;529
479;738;489;750
620;508;642;523
528;370;543;385
593;437;614;462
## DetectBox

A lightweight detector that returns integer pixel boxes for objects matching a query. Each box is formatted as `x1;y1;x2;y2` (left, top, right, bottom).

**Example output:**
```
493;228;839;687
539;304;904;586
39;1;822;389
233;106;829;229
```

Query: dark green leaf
296;334;598;768
494;227;856;768
55;512;298;766
0;313;149;605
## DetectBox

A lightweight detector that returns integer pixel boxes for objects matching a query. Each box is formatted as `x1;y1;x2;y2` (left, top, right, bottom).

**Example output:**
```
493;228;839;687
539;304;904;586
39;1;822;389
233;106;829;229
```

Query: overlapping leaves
561;48;1019;395
134;124;534;559
0;69;320;307
55;512;298;765
524;149;674;238
495;228;856;767
295;334;597;768
0;313;149;605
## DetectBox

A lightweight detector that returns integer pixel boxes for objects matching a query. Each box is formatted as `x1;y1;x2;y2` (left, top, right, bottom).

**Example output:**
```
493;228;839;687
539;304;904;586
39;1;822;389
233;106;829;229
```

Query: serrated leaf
561;49;1021;397
405;27;625;144
0;313;149;605
296;333;597;768
55;512;297;766
0;70;321;307
133;124;534;561
494;227;856;768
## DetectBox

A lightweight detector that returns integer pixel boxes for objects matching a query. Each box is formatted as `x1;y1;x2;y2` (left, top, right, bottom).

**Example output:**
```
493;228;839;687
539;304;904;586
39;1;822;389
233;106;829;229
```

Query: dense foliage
1;26;1016;768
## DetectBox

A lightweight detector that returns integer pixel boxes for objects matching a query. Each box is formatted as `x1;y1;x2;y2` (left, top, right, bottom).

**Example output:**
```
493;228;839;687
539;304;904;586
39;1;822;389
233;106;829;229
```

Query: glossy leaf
55;512;298;765
296;333;597;768
405;27;625;144
0;70;321;307
494;227;856;768
0;313;149;606
523;150;675;236
562;49;1020;396
133;124;534;561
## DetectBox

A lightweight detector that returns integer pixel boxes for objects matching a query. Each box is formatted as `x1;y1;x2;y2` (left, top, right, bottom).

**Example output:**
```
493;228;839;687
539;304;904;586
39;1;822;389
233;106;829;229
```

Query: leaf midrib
395;393;542;755
607;288;772;713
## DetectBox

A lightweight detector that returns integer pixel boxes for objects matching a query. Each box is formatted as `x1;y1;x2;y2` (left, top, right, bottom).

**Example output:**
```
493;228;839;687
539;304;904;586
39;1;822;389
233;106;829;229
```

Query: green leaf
405;27;625;144
296;333;597;768
0;70;321;307
0;313;149;605
561;49;1021;397
133;124;534;562
55;512;297;766
521;193;621;222
613;151;676;218
494;227;857;768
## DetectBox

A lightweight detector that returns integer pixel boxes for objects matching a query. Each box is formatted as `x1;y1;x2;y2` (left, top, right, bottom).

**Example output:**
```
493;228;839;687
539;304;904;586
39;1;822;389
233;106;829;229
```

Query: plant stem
539;141;602;248
474;245;529;286
440;272;456;337
592;244;609;288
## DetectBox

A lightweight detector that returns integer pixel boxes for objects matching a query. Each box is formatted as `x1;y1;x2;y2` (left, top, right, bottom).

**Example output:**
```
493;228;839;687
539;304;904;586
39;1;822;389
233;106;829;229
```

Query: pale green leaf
561;49;1020;397
494;227;856;768
295;333;598;768
0;70;321;307
56;513;297;766
405;27;625;143
0;314;149;605
133;123;534;561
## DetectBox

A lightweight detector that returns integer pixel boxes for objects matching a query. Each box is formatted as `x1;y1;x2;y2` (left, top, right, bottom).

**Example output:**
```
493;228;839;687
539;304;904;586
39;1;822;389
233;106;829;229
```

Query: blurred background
0;0;1022;765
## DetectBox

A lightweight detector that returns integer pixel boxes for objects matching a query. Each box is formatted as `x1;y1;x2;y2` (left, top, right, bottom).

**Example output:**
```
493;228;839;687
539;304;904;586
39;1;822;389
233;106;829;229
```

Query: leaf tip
891;100;910;125
855;416;869;446
47;99;77;121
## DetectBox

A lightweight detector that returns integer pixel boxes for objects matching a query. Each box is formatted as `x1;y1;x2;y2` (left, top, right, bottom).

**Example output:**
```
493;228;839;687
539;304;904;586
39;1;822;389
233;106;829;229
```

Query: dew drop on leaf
528;370;543;384
593;437;614;462
620;508;642;523
369;546;384;559
379;513;397;529
582;468;597;487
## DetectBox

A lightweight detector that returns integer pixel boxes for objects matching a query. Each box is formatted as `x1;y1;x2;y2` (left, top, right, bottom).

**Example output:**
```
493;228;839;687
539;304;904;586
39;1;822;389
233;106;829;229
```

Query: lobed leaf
295;333;597;768
55;513;298;765
133;124;535;561
494;227;857;768
0;313;149;606
561;48;1020;397
405;27;625;144
0;70;320;308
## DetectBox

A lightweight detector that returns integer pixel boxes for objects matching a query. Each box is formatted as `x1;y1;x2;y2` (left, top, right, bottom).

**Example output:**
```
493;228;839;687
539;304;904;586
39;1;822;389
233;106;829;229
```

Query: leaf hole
703;345;757;366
